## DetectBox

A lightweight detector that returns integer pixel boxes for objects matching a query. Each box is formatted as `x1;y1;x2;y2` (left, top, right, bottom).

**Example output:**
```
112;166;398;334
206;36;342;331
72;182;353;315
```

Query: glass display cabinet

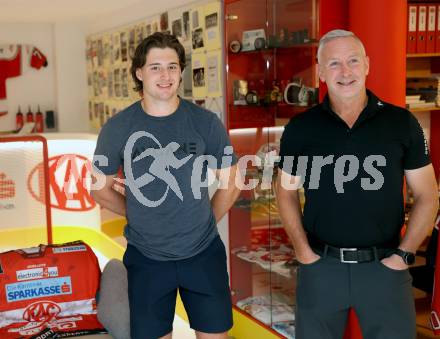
224;0;319;337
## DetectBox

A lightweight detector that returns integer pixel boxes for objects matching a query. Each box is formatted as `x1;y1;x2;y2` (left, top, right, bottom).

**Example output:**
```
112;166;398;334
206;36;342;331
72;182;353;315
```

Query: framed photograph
183;54;192;97
192;10;199;29
87;73;92;87
120;31;128;62
99;70;107;96
205;13;218;29
88;101;93;121
122;68;129;98
207;53;220;95
112;33;120;63
103;34;110;66
182;11;190;41
94;102;99;119
193;67;205;87
114;69;121;97
97;39;103;67
129;28;136;59
93;71;99;97
135;25;144;47
107;70;113;98
98;102;104;127
86;39;92;64
105;105;110;123
172;19;183;38
192;28;204;49
146;24;152;37
160;12;169;31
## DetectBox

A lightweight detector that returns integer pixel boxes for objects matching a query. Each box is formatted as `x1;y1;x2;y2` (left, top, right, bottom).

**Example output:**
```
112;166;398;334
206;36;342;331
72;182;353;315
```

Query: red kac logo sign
23;301;61;323
28;154;96;211
0;172;15;199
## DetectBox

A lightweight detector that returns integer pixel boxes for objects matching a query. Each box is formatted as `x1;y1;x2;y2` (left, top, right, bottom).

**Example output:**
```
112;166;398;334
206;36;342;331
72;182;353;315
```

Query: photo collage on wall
189;2;223;121
86;1;224;131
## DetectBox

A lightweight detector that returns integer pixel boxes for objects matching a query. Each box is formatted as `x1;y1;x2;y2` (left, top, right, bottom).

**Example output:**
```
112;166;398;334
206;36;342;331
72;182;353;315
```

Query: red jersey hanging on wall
0;44;48;117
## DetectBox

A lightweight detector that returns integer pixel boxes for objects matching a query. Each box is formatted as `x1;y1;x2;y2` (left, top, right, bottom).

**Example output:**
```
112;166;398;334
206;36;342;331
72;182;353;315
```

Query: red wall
349;0;407;107
318;0;349;101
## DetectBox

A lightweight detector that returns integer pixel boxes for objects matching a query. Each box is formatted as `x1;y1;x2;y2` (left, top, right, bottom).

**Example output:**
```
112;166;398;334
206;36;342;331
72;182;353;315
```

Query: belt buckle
340;248;358;263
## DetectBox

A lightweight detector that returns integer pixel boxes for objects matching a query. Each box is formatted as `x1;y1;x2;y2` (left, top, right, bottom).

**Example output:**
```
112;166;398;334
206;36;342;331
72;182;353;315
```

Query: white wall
87;0;199;34
0;0;206;134
0;21;90;133
53;21;89;132
0;23;56;132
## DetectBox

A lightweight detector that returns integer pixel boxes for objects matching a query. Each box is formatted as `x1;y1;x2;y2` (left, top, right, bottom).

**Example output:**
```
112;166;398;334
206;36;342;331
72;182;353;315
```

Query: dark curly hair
130;32;186;93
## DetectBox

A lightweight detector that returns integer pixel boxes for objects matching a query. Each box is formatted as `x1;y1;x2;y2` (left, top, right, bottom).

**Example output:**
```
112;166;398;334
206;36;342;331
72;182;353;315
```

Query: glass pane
225;1;318;338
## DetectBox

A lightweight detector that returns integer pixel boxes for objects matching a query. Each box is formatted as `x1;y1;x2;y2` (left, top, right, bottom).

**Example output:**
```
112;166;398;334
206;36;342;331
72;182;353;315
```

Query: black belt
309;237;395;264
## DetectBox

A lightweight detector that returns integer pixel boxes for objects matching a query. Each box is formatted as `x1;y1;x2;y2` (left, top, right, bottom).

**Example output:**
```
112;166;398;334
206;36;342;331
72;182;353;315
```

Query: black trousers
296;254;416;339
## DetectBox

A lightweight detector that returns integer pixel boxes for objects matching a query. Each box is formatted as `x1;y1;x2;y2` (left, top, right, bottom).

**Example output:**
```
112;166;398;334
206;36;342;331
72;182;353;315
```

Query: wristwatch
394;249;416;265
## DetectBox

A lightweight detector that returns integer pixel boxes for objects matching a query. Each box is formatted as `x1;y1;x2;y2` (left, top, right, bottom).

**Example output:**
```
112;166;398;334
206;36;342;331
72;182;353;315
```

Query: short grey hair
317;29;366;64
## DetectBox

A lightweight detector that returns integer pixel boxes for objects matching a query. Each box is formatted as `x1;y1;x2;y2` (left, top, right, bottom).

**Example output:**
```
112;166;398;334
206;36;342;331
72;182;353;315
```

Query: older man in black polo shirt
276;29;439;339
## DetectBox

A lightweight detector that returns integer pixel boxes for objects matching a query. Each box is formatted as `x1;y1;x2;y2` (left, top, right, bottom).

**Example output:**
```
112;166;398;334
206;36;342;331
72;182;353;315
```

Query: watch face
405;253;415;265
396;249;416;265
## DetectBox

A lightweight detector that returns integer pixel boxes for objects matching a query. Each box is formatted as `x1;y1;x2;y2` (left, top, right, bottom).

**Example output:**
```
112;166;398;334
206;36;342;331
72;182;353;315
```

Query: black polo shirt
278;90;431;248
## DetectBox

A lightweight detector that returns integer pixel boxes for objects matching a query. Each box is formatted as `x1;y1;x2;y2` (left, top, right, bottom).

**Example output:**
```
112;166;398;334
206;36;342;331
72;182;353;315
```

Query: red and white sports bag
0;241;105;338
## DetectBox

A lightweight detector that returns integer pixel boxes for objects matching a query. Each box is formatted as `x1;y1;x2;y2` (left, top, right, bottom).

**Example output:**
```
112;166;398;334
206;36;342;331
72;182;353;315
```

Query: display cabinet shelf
409;106;440;112
228;42;318;55
225;0;318;337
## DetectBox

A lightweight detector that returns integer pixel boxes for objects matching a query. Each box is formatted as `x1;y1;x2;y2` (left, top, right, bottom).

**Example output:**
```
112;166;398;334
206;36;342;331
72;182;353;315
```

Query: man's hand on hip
380;254;409;271
297;250;321;265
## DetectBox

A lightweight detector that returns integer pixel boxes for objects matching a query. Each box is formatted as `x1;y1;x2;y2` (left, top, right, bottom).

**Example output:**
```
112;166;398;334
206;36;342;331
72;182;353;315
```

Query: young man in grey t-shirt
92;32;241;339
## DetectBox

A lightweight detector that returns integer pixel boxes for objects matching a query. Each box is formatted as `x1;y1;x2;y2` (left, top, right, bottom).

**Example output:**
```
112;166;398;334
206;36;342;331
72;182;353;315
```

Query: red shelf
228;103;312;121
228;105;275;129
276;104;312;119
228;42;318;56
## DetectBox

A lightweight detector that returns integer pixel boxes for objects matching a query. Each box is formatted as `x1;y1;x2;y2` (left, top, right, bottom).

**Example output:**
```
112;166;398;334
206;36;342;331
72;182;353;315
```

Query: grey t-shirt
93;99;236;261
